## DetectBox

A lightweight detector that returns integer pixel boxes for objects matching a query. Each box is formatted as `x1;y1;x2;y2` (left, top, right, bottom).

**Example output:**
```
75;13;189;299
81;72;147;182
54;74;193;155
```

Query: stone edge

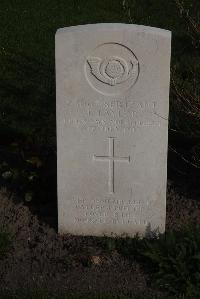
55;23;171;38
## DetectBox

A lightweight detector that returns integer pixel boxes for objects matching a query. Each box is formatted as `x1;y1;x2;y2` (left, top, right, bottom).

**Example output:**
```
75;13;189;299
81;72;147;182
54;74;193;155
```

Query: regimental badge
85;43;139;96
87;56;138;86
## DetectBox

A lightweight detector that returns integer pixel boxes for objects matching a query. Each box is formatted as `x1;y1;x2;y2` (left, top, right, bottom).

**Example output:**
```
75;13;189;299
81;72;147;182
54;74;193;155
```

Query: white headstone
56;23;171;237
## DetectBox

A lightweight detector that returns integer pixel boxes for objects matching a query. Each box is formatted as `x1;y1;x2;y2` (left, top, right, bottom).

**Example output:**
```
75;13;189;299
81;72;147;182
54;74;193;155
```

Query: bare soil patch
0;181;199;292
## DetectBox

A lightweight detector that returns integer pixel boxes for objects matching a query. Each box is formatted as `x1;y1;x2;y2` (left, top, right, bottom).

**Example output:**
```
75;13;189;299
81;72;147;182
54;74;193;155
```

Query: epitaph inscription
56;24;171;237
73;193;151;226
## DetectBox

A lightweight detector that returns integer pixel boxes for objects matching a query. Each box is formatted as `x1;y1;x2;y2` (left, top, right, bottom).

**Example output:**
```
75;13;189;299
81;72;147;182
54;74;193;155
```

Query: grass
99;225;200;296
0;230;11;259
0;290;191;299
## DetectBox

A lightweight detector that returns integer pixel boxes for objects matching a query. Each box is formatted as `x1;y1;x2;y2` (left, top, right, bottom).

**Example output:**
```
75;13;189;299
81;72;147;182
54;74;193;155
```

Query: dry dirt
0;181;199;292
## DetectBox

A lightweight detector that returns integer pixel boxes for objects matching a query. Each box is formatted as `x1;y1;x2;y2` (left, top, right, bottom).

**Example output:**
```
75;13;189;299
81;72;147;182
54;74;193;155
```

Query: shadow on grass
0;290;188;299
0;230;12;259
0;49;58;229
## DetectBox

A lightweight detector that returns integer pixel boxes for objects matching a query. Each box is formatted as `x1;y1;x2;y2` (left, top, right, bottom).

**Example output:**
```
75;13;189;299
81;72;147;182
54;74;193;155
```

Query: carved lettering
73;193;150;226
65;99;160;133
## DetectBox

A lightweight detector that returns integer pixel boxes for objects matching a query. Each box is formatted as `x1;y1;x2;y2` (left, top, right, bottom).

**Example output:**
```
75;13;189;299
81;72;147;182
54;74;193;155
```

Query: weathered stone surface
56;23;171;236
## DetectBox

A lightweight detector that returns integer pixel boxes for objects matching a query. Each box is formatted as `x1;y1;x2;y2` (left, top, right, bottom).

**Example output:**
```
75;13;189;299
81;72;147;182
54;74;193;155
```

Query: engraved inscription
93;137;130;194
73;195;150;226
85;43;139;96
65;99;160;133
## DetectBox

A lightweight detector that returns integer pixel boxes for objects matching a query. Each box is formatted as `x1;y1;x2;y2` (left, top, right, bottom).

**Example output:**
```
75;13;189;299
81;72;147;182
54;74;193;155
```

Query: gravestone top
56;23;171;237
56;23;171;37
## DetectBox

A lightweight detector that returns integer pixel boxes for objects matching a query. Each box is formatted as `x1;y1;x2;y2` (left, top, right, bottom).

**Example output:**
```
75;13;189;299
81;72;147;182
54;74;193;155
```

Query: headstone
56;23;171;237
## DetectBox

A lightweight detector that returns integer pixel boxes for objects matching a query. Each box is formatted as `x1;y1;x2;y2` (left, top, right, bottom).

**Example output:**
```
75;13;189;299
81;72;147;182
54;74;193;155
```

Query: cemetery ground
0;185;200;298
0;0;200;298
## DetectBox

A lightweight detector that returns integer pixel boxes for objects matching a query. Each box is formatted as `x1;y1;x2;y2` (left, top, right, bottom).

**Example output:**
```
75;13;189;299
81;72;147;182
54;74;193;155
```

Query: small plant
100;226;200;296
141;226;200;296
0;140;56;205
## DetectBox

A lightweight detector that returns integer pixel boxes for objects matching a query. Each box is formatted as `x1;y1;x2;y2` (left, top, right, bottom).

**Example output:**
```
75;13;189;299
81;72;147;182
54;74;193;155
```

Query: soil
0;181;200;292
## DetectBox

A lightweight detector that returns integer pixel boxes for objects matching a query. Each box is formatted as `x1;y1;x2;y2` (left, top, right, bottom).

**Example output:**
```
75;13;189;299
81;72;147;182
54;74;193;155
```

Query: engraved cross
93;137;130;194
